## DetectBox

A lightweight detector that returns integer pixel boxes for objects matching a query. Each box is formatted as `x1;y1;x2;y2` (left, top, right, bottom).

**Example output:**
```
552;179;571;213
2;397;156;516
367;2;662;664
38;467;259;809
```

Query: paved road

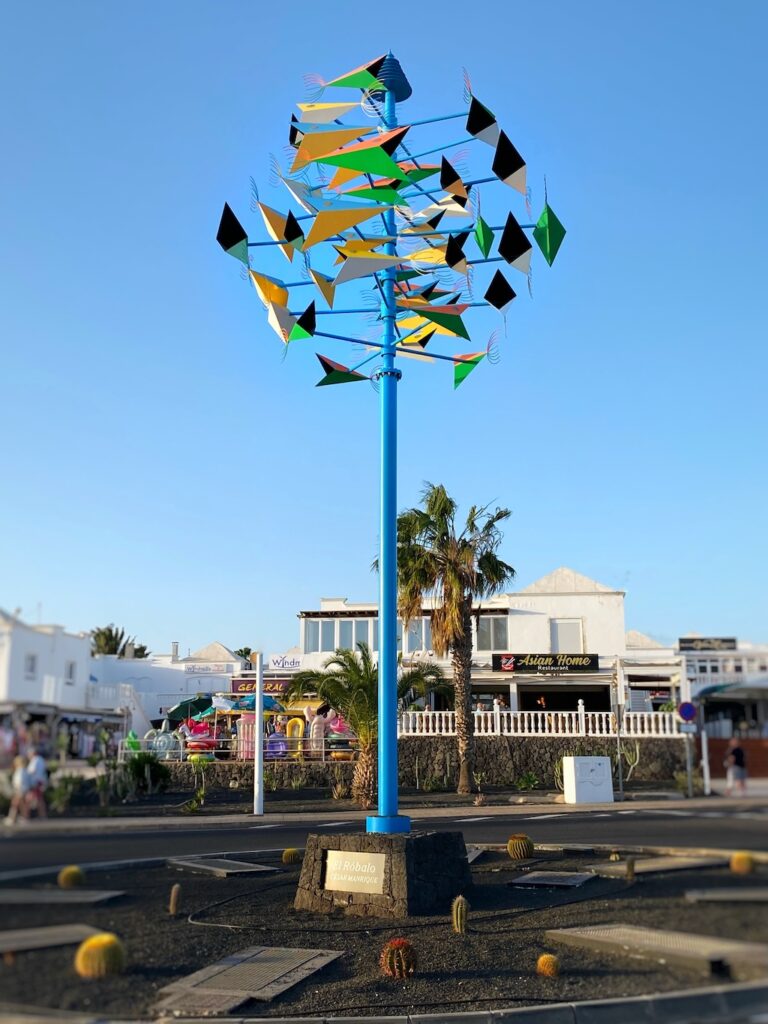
2;805;767;873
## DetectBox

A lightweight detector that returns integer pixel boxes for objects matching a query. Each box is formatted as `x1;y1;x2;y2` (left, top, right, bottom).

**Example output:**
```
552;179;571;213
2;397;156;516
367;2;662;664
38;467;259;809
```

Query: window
406;619;423;652
65;661;76;685
24;654;37;679
709;662;719;674
305;620;319;654
397;620;403;652
760;664;767;673
354;619;369;649
320;620;335;652
550;619;583;653
734;661;743;673
339;620;353;650
372;620;378;651
697;662;708;674
424;616;432;650
477;616;508;651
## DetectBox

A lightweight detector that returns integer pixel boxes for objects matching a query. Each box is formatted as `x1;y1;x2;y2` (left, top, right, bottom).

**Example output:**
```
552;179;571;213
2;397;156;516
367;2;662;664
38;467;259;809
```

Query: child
4;755;32;825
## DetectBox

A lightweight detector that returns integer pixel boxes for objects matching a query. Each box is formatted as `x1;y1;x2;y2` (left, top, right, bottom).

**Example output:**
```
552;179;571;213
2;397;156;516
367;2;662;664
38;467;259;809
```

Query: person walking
26;747;48;819
724;737;748;796
4;755;32;825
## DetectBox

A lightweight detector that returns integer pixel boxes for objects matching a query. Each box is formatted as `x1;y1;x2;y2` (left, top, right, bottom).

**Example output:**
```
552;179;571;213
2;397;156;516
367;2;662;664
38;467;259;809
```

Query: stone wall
164;736;685;791
397;736;687;788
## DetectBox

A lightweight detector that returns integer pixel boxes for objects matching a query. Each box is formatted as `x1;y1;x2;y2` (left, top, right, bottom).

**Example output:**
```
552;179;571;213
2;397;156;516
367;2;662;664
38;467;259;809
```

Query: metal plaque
324;850;386;894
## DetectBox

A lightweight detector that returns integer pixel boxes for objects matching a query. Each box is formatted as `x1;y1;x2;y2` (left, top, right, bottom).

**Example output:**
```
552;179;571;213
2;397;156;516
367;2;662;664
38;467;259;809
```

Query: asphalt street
2;805;767;873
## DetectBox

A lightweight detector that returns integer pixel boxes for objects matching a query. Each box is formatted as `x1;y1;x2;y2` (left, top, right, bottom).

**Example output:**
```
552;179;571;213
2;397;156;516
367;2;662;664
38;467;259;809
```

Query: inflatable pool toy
286;717;305;759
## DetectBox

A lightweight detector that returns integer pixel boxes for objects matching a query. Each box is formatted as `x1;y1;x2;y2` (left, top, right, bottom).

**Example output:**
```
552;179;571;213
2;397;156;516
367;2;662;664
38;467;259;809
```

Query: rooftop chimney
171;641;179;663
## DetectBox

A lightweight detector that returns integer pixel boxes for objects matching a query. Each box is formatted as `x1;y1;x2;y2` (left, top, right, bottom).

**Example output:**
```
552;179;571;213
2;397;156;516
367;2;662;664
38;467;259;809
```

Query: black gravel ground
0;851;766;1019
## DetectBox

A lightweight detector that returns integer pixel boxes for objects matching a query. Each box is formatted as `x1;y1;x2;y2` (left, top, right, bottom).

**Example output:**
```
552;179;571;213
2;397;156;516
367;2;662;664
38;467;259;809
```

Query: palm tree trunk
452;604;475;794
352;744;375;809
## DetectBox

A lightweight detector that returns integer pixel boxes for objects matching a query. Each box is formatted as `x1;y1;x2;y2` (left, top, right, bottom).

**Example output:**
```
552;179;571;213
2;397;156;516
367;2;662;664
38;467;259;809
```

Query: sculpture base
366;813;410;833
294;830;471;919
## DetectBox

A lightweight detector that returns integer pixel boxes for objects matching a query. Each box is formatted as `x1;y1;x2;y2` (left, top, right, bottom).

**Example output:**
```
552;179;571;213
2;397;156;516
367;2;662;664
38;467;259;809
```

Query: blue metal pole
367;80;409;835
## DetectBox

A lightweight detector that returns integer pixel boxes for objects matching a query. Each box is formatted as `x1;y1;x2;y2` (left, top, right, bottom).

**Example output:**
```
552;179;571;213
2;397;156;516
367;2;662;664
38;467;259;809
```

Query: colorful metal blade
216;203;249;265
533;202;566;266
474;215;494;259
484;270;517;312
466;96;499;146
288;301;316;341
492;131;527;195
498;212;532;274
316;353;370;385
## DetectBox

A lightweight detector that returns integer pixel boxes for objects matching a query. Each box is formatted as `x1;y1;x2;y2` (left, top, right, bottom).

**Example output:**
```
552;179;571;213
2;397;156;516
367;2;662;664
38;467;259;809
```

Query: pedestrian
724;737;747;796
4;755;32;825
26;747;48;819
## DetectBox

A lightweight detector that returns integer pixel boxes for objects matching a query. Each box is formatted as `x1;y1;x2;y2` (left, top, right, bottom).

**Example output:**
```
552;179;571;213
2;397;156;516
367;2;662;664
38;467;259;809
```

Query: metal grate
0;924;100;953
0;889;124;905
588;855;726;877
155;945;343;1012
509;870;595;888
167;857;277;877
686;888;768;904
546;923;768;975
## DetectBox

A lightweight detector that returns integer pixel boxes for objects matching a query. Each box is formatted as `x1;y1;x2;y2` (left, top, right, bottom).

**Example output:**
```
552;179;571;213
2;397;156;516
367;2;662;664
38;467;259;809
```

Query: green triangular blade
316;353;369;386
418;308;471;340
454;353;485;389
533;203;567;266
288;301;316;341
474;216;494;259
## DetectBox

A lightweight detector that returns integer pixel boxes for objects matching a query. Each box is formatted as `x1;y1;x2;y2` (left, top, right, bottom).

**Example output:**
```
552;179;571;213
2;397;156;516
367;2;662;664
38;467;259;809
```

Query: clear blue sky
2;1;766;656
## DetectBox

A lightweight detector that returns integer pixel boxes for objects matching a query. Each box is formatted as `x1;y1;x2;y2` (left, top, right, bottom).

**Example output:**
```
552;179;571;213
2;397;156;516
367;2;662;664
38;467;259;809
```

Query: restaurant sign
492;653;599;674
324;850;385;894
231;677;291;695
678;637;737;652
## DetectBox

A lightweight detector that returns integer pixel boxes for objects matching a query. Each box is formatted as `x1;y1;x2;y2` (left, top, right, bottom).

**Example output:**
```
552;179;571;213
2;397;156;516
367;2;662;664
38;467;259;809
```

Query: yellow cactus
536;953;560;977
168;883;182;916
730;851;755;875
74;933;126;979
507;834;534;860
282;847;302;865
57;865;85;889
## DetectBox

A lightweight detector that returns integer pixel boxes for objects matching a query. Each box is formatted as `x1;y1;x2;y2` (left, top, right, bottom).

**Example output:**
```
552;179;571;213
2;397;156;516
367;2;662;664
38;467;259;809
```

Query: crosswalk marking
526;813;567;820
454;816;493;823
249;824;279;830
316;821;350;828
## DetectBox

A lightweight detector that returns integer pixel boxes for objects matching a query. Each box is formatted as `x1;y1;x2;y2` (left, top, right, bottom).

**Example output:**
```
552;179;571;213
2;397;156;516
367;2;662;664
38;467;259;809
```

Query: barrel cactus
282;847;302;865
536;953;560;977
74;933;126;979
380;938;417;979
730;851;755;875
57;865;85;889
451;894;469;934
507;834;534;860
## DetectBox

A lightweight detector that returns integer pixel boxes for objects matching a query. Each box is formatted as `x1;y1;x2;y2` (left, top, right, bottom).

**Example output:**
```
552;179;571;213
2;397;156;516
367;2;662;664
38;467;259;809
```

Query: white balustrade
397;706;681;739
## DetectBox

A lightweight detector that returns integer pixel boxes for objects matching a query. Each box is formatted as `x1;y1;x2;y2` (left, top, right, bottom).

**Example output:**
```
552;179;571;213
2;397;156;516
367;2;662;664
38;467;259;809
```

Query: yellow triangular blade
333;236;394;263
304;207;388;249
297;101;359;124
309;269;336;308
249;271;289;308
291;126;373;172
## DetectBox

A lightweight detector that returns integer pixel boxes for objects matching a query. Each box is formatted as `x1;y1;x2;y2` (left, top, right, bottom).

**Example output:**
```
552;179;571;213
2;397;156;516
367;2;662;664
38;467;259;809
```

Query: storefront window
305;620;319;653
406;619;423;651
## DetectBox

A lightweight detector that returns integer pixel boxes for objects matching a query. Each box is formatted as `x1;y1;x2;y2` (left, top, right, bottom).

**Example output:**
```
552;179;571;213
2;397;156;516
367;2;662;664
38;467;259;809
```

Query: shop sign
324;850;385;894
269;654;303;671
492;653;599;674
231;677;291;695
184;663;232;674
678;637;737;651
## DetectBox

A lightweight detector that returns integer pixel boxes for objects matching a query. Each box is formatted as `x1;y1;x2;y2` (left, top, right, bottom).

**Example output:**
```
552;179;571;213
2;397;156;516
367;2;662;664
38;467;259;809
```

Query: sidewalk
3;790;767;835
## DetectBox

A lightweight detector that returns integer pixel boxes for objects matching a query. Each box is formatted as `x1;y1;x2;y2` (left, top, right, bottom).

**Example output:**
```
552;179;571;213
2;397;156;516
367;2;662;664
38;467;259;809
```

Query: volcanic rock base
294;830;471;918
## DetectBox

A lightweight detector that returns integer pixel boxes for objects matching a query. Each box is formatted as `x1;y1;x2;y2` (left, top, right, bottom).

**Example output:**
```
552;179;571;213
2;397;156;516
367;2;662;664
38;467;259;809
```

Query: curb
3;979;767;1023
3;796;766;835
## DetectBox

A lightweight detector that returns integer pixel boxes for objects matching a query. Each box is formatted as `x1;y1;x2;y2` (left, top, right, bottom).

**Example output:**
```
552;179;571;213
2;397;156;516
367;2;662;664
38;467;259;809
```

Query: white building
279;567;686;712
680;635;768;738
91;641;247;724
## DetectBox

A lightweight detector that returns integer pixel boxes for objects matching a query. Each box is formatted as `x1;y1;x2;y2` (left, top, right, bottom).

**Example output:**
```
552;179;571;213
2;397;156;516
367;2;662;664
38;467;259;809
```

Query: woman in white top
4;755;32;825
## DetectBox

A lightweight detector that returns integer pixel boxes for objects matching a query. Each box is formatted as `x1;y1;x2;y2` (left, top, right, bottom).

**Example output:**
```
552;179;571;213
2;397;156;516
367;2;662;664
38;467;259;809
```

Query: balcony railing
398;707;681;739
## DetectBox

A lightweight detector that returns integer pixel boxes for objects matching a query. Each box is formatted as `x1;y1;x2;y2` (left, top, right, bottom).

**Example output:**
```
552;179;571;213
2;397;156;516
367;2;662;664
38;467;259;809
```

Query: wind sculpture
216;53;565;834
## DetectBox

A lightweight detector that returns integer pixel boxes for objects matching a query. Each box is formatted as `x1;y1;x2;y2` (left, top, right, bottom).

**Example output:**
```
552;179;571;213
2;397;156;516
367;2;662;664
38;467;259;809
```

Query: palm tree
234;647;252;663
91;624;150;659
395;483;515;794
285;642;446;808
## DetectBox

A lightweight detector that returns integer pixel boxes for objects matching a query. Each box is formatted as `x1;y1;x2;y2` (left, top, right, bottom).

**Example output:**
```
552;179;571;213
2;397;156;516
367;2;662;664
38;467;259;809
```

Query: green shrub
125;752;170;794
515;771;540;791
48;775;83;814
